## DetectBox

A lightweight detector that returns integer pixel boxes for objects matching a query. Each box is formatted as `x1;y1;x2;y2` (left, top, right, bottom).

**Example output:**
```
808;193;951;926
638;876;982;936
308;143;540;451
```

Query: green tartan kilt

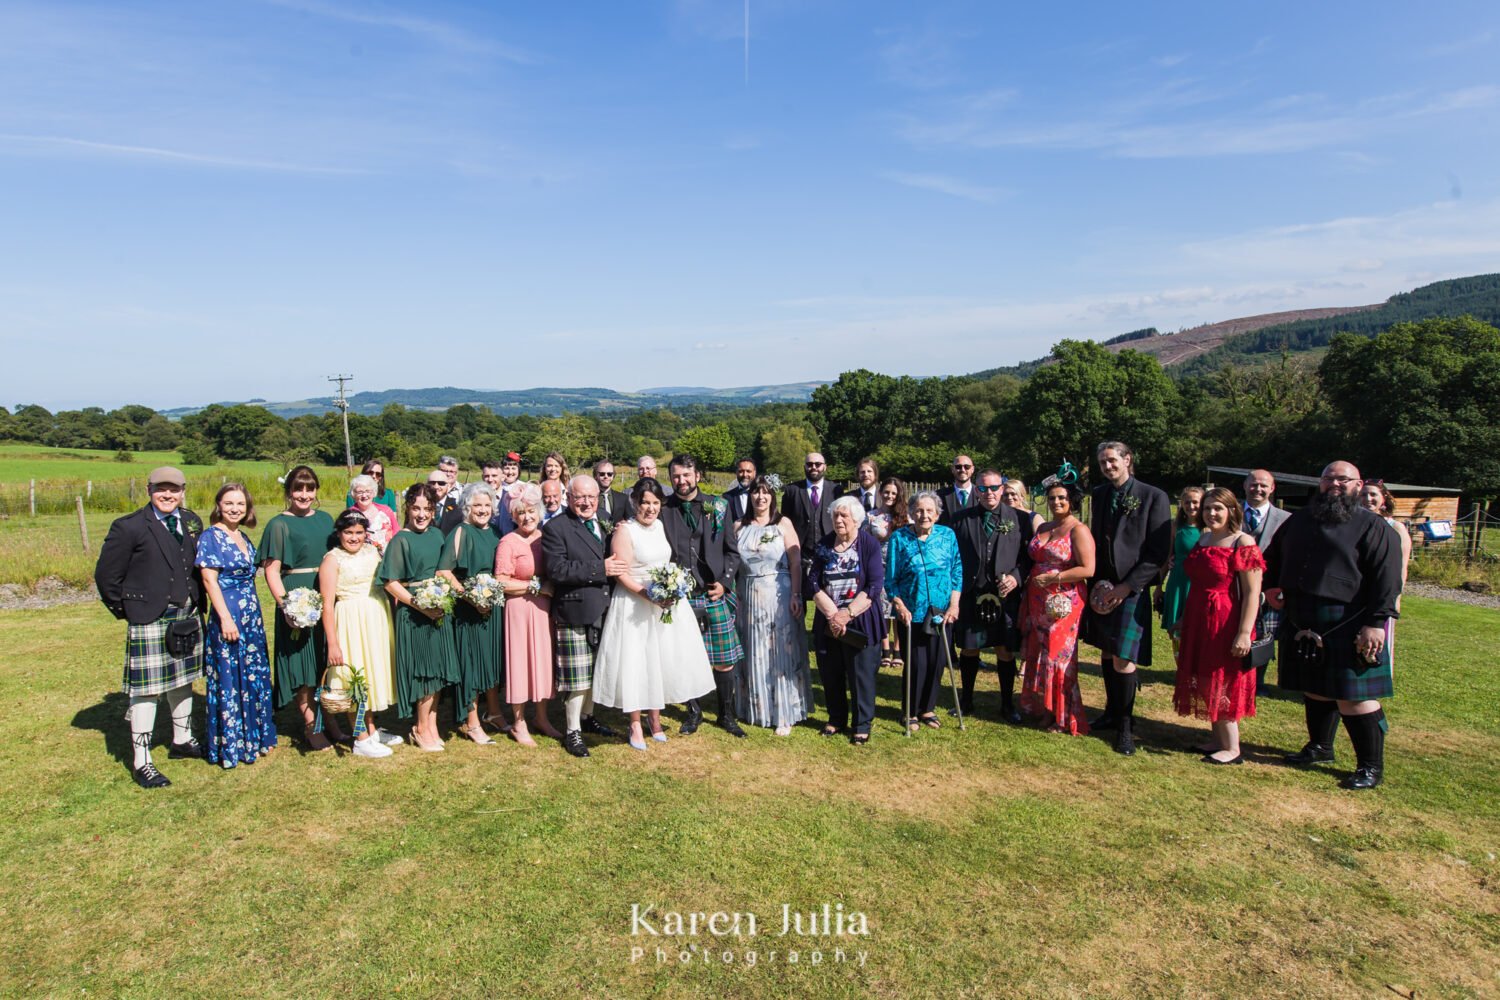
689;592;744;667
1278;598;1393;701
553;624;597;693
123;606;204;697
1083;589;1153;667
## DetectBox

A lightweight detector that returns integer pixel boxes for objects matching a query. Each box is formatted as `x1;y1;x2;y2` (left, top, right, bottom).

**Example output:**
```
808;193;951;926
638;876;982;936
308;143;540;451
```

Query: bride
592;478;714;750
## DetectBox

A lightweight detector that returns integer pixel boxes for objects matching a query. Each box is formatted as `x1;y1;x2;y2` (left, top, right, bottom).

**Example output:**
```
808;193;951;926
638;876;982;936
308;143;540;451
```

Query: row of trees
5;316;1497;497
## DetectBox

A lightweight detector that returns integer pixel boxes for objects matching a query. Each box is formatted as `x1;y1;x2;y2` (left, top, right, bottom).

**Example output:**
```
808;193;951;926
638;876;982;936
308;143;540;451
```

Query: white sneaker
353;737;393;758
376;729;404;746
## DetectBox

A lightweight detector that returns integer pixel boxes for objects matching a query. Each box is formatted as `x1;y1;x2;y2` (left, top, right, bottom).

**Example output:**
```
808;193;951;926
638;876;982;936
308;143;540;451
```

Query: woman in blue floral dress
196;483;277;768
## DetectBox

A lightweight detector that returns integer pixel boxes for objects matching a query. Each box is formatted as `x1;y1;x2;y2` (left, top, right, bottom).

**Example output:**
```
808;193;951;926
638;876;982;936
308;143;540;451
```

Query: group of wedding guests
95;442;1408;792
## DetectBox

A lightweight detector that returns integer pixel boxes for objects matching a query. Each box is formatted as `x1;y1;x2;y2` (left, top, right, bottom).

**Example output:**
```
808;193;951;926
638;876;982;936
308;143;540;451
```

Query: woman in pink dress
1020;476;1095;734
1172;487;1265;765
494;484;563;747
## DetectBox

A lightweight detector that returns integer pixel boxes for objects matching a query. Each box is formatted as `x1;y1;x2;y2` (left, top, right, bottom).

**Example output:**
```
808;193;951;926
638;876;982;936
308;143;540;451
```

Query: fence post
29;479;35;517
130;478;136;506
87;480;93;500
76;496;90;552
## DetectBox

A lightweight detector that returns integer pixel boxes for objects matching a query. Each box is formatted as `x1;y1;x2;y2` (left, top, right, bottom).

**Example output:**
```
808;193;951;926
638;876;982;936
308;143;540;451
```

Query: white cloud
258;0;538;62
878;170;1007;204
0;133;363;174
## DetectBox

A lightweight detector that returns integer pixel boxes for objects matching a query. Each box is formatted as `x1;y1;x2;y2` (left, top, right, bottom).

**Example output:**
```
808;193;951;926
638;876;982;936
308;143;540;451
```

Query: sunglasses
596;471;615;478
974;483;1002;493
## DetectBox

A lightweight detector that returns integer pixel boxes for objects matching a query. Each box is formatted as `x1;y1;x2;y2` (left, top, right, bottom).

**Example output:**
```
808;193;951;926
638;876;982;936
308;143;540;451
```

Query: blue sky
3;1;1498;410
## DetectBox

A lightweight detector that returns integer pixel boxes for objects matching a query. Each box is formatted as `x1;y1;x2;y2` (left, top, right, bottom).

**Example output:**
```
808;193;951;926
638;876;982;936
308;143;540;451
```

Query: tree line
5;316;1497;498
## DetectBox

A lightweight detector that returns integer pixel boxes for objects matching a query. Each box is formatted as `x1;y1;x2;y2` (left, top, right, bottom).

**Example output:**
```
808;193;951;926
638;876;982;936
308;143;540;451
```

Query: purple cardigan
808;528;885;655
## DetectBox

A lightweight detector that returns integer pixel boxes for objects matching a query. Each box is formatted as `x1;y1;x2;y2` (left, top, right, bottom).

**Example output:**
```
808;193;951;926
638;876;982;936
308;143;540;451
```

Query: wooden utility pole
328;374;355;476
76;496;89;551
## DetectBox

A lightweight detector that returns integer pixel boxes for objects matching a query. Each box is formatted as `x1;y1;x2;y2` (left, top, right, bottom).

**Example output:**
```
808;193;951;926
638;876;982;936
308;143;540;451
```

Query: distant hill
161;381;827;419
971;273;1500;380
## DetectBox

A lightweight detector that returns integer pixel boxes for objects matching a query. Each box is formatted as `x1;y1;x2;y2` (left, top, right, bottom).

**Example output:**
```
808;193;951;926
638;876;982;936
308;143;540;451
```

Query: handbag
1229;537;1274;670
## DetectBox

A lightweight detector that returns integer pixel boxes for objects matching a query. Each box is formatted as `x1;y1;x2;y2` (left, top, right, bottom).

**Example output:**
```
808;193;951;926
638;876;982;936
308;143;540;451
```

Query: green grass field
1;595;1495;998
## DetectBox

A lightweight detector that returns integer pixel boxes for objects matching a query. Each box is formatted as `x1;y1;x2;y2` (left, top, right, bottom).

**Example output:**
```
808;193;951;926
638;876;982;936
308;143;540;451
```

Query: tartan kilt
1278;598;1393;700
123;606;204;697
1083;589;1153;667
689;592;744;667
553;624;597;693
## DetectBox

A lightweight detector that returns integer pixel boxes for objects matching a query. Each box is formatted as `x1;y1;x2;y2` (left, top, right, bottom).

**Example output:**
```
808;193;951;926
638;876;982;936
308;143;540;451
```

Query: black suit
541;512;613;628
848;485;880;514
937;483;975;525
1084;477;1172;667
781;479;841;567
95;505;205;624
722;483;752;523
600;489;633;525
661;493;741;594
951;503;1033;642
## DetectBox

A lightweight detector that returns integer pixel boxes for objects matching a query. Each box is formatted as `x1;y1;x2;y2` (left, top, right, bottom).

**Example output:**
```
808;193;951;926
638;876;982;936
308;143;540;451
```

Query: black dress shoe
132;762;171;788
1113;724;1136;756
1340;766;1382;790
167;739;203;759
679;701;702;735
561;730;590;758
1200;753;1243;766
719;716;748;739
580;715;617;738
1284;742;1335;767
1001;703;1022;725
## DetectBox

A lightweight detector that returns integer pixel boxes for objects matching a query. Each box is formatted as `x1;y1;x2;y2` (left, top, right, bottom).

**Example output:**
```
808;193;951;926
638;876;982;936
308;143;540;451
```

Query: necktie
1246;506;1262;532
810;484;820;508
588;519;601;541
864;491;874;511
958;489;968;506
984;510;997;536
683;503;699;532
165;513;182;542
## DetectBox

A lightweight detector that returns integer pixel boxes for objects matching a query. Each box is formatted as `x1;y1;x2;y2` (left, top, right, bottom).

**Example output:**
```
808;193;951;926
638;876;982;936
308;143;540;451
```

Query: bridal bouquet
410;577;456;627
282;588;323;637
462;573;504;615
646;563;693;623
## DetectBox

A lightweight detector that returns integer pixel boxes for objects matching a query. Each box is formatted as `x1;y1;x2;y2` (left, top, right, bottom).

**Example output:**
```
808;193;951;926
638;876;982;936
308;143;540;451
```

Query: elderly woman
887;491;964;731
261;465;338;749
1002;478;1045;533
809;495;885;745
345;459;397;512
438;483;506;744
379;483;460;752
494;483;561;746
347;473;400;552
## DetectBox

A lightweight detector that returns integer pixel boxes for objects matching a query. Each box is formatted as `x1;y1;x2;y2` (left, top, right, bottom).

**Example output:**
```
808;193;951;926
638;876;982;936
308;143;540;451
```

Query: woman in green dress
261;465;338;750
437;483;505;744
1160;485;1204;653
380;483;460;752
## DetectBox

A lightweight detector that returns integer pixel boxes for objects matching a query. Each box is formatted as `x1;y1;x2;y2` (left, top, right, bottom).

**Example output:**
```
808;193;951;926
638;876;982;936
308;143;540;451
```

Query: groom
542;475;629;757
661;453;747;737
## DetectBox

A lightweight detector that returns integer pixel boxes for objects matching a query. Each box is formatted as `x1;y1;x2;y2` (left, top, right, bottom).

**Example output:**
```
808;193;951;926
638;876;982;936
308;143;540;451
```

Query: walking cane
903;616;914;738
942;622;967;731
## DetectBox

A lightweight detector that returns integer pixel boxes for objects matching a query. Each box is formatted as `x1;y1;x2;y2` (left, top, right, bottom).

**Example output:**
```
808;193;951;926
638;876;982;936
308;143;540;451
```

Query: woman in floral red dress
1172;487;1265;765
1020;474;1095;734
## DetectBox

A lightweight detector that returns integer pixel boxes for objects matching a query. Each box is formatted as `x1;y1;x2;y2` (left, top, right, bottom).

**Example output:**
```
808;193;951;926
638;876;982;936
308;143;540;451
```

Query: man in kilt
951;468;1033;721
1083;441;1172;755
1264;460;1402;789
541;475;629;757
94;467;206;788
662;454;747;737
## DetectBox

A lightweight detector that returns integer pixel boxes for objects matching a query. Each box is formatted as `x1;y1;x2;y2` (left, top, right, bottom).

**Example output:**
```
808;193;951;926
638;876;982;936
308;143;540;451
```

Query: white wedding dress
591;519;714;712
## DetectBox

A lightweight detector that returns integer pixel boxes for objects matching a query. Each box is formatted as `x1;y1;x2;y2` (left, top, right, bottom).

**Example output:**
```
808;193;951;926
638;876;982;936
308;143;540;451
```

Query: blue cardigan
886;524;964;623
808;528;885;655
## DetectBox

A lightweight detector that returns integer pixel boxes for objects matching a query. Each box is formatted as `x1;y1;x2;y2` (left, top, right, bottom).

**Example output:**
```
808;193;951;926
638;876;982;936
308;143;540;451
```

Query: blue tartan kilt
1082;588;1153;667
1278;598;1393;700
689;592;744;667
123;606;205;697
553;624;597;693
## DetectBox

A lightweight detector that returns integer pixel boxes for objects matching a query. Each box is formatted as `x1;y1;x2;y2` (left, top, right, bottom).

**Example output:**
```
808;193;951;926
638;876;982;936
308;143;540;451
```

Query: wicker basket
318;667;356;715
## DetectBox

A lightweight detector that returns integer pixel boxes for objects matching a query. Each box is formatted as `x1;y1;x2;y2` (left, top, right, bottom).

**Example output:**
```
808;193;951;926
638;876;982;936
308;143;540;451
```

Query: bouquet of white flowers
462;573;505;615
410;577;456;627
646;562;693;623
282;588;323;637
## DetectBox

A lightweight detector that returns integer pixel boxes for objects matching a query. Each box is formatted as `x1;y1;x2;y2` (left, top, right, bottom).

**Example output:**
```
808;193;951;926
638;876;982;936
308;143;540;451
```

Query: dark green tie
165;513;182;542
984;511;998;536
588;519;601;541
682;503;699;532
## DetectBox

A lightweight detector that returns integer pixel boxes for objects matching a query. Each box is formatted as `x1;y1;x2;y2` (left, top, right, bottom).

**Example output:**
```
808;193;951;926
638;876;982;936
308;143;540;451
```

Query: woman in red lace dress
1020;477;1095;734
1172;487;1264;765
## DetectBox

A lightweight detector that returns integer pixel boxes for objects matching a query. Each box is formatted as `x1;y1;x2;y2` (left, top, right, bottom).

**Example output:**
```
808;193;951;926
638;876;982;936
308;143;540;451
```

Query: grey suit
1244;503;1290;549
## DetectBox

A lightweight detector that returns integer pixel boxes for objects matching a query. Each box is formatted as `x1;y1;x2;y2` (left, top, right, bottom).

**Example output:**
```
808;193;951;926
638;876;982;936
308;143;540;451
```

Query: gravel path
1403;581;1500;611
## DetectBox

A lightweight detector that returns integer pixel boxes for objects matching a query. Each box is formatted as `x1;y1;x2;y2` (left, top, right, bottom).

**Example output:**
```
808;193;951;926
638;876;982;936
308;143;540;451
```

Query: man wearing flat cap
94;467;207;788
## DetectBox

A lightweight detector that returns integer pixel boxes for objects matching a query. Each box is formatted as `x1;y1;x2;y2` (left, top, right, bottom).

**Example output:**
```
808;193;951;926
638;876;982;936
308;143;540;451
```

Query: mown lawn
0;596;1496;998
